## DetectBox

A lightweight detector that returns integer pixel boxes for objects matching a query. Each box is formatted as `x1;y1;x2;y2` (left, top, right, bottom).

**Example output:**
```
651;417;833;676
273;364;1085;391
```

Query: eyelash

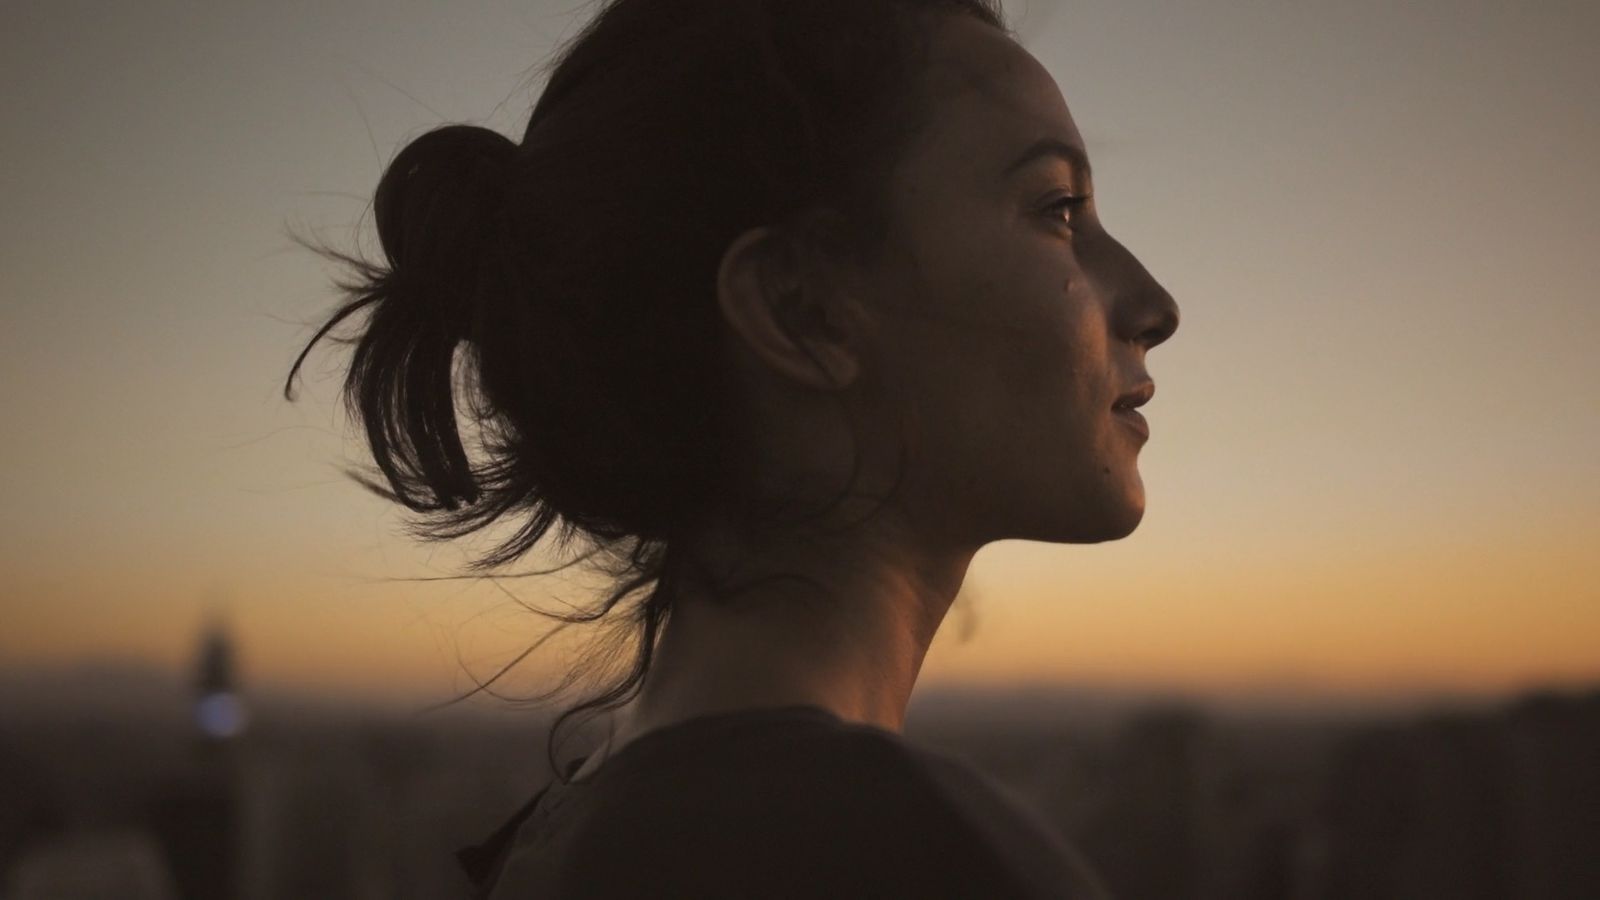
1045;194;1093;222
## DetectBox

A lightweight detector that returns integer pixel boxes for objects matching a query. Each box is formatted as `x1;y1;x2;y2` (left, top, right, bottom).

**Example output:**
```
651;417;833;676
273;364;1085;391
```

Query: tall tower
147;613;247;899
194;613;248;742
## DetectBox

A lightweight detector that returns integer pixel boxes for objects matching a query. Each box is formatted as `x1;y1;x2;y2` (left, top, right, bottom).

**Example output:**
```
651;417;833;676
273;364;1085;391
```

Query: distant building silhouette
146;617;246;899
1500;692;1600;899
194;616;249;743
1078;705;1205;899
5;829;179;900
1318;691;1600;900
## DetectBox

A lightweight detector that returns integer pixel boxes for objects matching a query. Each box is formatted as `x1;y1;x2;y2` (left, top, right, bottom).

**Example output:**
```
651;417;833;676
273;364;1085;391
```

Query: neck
615;507;976;742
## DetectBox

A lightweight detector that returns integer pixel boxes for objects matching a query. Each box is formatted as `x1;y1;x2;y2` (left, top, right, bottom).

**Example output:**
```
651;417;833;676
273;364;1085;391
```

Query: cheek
994;278;1101;413
882;233;1105;463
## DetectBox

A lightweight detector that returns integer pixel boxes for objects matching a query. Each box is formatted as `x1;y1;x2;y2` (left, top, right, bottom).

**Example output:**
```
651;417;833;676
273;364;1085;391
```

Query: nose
1108;237;1179;351
1130;280;1179;351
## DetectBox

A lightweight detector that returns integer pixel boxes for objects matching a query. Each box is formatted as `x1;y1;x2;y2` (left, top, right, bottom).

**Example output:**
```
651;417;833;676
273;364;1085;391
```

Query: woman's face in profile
860;14;1178;546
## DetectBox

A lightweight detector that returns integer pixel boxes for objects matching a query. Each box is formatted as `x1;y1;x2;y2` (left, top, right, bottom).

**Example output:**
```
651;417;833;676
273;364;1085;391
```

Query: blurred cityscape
1;623;1596;899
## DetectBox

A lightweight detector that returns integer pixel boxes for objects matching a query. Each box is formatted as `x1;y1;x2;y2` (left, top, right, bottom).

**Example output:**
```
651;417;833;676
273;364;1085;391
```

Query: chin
1092;505;1145;542
988;467;1147;544
1017;496;1144;545
1058;482;1147;544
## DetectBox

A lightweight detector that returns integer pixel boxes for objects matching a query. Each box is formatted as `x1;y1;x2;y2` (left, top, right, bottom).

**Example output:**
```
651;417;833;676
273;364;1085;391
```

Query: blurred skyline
3;0;1597;707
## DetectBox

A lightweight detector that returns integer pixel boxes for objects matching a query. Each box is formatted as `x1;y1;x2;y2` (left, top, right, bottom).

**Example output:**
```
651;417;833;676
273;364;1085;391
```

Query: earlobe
715;226;862;390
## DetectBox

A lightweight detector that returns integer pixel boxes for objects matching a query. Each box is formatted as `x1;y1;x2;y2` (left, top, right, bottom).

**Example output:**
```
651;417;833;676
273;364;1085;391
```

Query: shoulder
537;716;1106;899
566;716;967;843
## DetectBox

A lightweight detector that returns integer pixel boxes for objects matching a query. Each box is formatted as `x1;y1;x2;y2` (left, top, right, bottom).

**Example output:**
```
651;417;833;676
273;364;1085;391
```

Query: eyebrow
1000;137;1093;180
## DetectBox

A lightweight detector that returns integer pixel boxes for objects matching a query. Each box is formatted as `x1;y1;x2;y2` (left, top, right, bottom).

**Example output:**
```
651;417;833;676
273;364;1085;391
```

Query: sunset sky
4;0;1597;708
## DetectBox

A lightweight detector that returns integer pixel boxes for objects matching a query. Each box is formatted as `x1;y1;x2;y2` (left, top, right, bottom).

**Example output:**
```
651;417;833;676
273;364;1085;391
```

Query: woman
288;0;1178;896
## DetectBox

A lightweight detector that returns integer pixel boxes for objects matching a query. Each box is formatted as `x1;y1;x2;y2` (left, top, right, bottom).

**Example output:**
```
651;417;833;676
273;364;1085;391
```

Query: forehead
899;16;1083;178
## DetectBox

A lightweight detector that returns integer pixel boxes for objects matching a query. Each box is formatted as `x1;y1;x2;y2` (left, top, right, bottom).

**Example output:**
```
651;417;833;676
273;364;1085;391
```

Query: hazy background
4;0;1597;711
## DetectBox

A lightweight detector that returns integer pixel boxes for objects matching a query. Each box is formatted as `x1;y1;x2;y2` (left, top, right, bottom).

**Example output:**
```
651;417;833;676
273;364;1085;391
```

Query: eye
1043;192;1094;225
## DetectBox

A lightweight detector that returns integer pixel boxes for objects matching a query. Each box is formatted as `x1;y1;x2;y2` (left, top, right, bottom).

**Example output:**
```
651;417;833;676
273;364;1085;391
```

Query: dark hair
286;0;1007;776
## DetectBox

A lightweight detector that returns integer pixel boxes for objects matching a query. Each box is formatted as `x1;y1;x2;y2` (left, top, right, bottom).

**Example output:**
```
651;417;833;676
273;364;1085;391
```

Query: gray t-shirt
458;705;1111;899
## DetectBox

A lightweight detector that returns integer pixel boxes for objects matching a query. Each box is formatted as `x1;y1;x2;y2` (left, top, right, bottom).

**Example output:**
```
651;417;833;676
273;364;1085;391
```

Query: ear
715;225;867;390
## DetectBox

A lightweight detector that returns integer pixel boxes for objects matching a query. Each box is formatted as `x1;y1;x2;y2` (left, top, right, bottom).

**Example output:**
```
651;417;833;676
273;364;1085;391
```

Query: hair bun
374;124;518;274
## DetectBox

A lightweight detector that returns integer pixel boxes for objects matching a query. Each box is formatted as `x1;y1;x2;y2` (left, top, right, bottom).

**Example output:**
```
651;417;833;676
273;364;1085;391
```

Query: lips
1113;382;1155;441
1114;407;1150;440
1113;382;1155;411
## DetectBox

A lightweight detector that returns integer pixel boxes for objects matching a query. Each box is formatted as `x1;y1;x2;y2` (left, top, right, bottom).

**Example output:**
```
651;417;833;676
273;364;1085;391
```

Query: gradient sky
4;0;1597;707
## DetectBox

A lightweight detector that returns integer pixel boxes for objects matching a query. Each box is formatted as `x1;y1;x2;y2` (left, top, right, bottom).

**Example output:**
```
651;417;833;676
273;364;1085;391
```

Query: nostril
1116;277;1179;350
1139;302;1179;349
